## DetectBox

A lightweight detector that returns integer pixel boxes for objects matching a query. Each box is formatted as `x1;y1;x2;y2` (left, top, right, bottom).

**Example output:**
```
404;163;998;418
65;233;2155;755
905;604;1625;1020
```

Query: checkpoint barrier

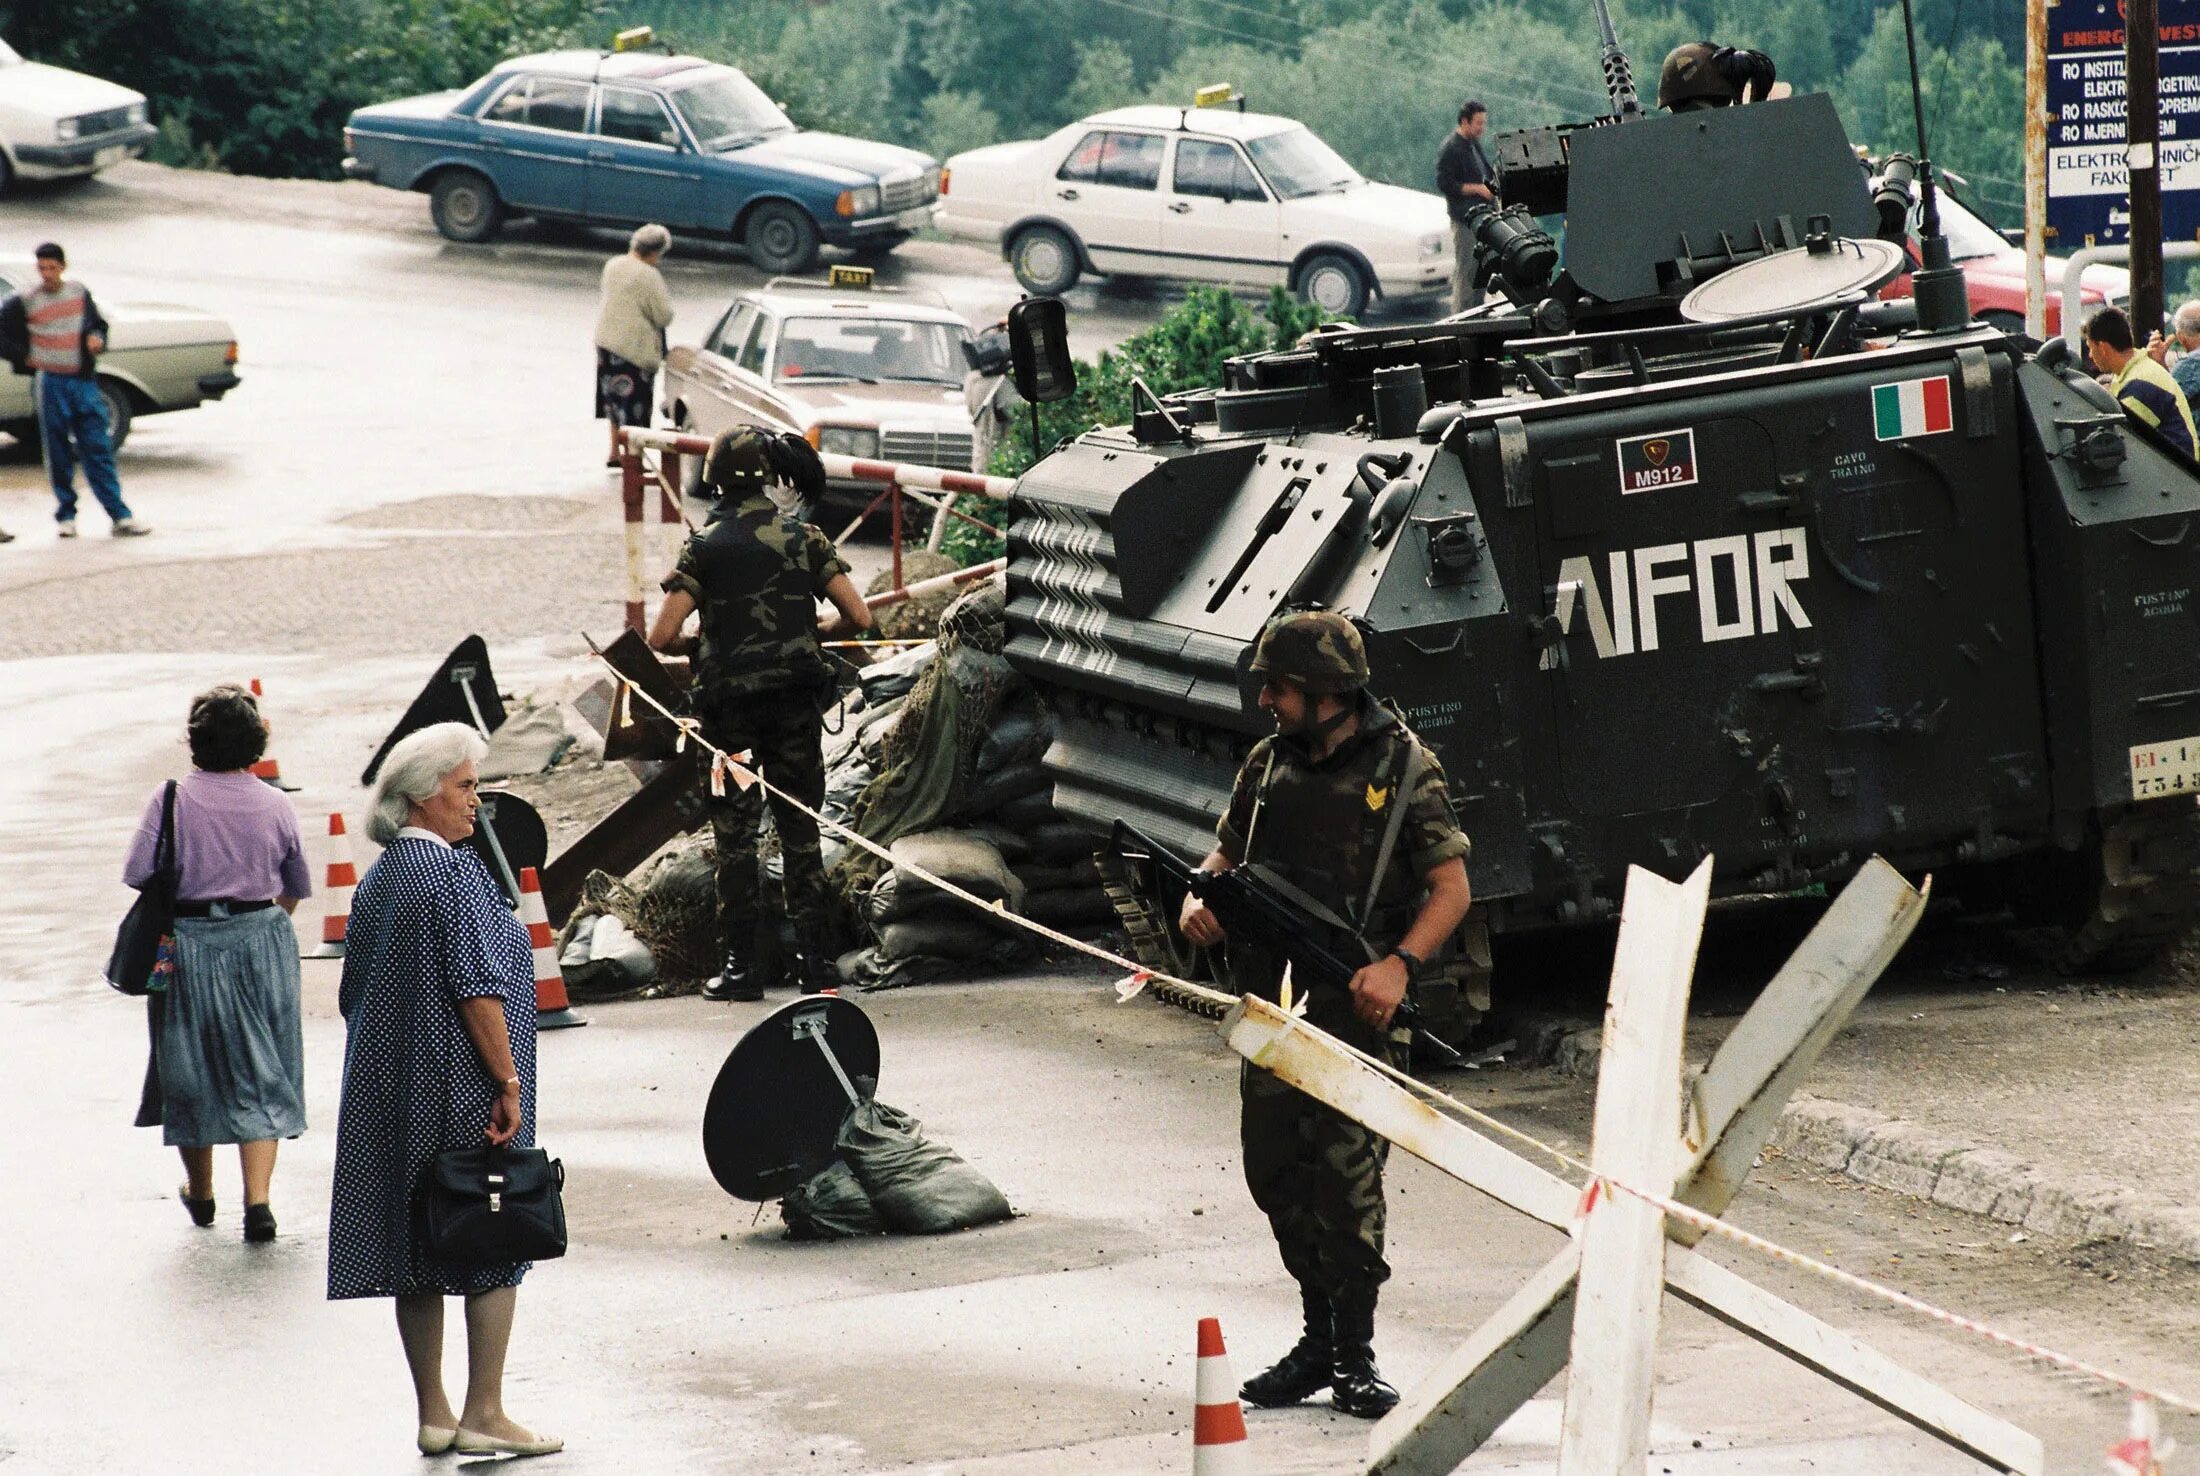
615;425;1015;636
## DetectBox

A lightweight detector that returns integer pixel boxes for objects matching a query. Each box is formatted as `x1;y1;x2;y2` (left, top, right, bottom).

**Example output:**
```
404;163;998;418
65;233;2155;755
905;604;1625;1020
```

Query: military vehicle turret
1003;4;2200;1038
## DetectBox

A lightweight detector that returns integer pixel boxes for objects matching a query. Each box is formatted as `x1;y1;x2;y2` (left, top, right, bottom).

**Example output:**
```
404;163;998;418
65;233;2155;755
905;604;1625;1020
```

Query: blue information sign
2047;0;2200;246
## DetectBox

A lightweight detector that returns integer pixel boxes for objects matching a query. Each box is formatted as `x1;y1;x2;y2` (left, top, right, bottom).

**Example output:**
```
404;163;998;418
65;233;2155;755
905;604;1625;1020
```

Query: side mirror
1007;296;1077;404
962;325;1012;376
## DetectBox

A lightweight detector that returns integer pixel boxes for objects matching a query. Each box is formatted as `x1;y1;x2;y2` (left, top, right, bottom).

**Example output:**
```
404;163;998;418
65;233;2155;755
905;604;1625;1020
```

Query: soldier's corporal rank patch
1616;428;1699;494
1872;375;1953;440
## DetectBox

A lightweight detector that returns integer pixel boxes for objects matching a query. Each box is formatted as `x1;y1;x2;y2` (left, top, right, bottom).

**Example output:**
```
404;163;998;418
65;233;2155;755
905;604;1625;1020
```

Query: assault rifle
1109;820;1465;1068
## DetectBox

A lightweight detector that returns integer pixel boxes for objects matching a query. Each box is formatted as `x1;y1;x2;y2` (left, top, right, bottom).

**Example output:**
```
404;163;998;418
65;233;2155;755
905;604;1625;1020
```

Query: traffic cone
308;812;355;959
1193;1318;1250;1475
518;866;587;1030
247;678;300;791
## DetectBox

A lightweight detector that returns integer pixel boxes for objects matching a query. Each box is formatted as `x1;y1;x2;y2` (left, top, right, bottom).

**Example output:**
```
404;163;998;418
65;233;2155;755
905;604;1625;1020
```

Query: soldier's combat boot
794;926;837;994
702;944;761;1002
1326;1293;1398;1420
1239;1286;1332;1408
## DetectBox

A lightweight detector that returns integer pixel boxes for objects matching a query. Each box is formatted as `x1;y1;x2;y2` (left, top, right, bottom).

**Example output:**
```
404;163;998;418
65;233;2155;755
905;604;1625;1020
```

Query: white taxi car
0;39;156;194
662;273;992;516
939;101;1449;317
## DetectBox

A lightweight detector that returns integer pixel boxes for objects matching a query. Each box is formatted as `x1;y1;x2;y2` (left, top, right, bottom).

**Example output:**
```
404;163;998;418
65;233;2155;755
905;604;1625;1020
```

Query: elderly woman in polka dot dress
327;723;560;1459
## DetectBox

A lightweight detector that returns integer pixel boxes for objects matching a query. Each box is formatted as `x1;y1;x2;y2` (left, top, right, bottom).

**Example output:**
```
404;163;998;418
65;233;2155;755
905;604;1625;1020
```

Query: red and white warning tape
593;650;2200;1429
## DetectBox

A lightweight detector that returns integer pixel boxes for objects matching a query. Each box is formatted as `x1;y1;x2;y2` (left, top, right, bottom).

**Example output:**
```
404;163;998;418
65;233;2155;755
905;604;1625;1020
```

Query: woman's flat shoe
417;1424;458;1455
242;1203;277;1243
454;1428;564;1457
178;1185;215;1228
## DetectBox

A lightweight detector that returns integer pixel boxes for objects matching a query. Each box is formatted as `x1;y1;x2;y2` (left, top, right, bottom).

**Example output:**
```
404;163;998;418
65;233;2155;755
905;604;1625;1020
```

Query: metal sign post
1216;857;2044;1475
2026;0;2050;338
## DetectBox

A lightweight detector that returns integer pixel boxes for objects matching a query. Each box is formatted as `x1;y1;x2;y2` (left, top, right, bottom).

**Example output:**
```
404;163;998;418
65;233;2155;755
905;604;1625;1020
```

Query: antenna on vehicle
1589;0;1640;119
1895;0;1969;332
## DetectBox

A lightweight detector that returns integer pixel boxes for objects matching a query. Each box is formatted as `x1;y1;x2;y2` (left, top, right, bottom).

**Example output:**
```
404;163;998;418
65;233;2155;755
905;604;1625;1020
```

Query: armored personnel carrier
1003;12;2200;1033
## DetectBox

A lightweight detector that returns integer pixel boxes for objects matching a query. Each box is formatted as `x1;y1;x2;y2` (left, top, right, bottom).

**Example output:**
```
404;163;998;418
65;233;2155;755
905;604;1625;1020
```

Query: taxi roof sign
1193;83;1242;109
612;25;655;53
827;264;874;289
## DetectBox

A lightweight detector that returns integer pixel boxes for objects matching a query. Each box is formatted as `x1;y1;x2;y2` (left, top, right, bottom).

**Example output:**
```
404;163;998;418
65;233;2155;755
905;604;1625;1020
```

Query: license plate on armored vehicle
2129;737;2200;800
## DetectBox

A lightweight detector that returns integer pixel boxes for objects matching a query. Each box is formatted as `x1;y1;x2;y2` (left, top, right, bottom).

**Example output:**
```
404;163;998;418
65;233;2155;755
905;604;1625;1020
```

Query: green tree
918;89;1004;160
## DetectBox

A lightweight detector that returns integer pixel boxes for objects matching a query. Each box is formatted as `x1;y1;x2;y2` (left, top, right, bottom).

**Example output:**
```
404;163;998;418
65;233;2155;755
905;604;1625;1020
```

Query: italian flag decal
1872;375;1953;440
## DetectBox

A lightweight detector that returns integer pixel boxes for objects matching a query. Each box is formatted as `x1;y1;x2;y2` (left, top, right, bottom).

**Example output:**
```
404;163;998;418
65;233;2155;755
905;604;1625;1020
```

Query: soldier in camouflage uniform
1178;610;1473;1420
648;426;872;1000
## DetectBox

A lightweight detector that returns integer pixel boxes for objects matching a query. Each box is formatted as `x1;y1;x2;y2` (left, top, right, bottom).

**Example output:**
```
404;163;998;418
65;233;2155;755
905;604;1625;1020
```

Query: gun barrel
1590;0;1641;116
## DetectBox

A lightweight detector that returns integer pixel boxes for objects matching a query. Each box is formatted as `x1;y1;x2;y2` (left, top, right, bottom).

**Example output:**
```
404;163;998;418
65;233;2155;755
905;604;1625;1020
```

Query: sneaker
56;520;77;539
111;518;151;538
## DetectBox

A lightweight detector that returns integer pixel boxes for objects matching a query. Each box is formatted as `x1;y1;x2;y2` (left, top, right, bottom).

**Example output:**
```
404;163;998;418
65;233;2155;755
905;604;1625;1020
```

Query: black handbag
106;781;177;997
422;1145;568;1264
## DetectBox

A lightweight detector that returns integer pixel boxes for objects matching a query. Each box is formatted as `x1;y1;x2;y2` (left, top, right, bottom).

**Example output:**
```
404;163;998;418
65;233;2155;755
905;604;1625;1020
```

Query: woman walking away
328;723;560;1458
595;222;674;468
125;684;311;1242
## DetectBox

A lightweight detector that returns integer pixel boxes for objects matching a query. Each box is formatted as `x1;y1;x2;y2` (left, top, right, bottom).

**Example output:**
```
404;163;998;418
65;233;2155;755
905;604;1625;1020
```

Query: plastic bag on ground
588;914;657;984
837;1101;1012;1234
780;1159;887;1241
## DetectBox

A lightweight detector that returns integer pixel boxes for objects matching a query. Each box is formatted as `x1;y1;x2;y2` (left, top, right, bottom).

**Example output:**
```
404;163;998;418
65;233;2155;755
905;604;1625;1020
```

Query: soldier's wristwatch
1389;947;1424;984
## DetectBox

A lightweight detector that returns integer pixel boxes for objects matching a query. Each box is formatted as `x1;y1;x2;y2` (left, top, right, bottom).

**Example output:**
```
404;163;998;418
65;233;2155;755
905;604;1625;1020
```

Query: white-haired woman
595;222;674;467
327;722;560;1458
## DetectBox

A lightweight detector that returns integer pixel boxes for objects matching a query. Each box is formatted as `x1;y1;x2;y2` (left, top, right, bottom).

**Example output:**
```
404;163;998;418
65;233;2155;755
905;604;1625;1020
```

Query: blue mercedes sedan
341;48;941;273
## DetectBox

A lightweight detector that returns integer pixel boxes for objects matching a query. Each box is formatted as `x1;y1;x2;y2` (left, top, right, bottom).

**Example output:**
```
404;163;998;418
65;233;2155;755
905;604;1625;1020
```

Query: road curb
1504;1014;2200;1265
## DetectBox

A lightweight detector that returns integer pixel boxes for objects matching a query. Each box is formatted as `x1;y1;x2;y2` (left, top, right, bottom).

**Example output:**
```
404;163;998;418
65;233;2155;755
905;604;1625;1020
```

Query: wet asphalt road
0;165;2184;1473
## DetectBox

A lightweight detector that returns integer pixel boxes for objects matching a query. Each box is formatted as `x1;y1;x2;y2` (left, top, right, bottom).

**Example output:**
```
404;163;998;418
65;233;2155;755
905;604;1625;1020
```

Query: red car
1876;182;2128;337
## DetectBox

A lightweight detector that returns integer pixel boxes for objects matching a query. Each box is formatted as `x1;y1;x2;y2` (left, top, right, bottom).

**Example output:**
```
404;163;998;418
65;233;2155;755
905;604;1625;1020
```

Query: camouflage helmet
1658;41;1736;111
702;425;773;495
1249;610;1369;696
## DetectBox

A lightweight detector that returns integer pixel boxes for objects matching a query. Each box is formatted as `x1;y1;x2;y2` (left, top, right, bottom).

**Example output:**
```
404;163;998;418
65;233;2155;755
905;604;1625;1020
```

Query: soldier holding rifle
1177;610;1473;1419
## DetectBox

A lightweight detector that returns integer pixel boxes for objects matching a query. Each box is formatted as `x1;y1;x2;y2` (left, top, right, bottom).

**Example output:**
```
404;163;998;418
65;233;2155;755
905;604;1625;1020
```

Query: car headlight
1421;232;1446;257
815;426;879;458
56;117;79;141
923;165;942;200
127;102;148;125
835;185;882;218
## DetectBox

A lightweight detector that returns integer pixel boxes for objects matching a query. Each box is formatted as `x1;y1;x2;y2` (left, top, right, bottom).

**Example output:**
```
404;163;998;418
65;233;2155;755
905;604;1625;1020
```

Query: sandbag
858;642;936;704
953;762;1050;822
1011;857;1102;892
837;1102;1012;1234
963;823;1031;862
588;914;657;984
992;790;1062;830
1016;886;1118;930
780;1160;886;1241
974;705;1053;776
876;913;1021;961
1025;820;1102;864
867;830;1021;927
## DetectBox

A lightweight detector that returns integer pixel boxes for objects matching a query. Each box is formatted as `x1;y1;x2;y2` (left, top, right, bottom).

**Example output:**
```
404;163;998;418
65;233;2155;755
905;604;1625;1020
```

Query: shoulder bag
106;781;177;997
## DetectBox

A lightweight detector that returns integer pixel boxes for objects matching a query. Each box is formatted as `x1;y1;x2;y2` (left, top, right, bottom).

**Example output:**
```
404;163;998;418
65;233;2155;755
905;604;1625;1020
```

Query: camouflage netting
557;573;1120;997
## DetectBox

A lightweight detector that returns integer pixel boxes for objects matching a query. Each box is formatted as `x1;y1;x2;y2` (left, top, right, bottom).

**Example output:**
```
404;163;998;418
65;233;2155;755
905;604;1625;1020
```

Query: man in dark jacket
1;242;145;537
1434;100;1496;315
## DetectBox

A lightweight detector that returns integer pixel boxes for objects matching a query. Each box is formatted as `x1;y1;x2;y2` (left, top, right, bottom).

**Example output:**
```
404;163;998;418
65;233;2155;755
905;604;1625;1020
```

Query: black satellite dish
361;635;507;785
702;996;880;1202
459;789;548;906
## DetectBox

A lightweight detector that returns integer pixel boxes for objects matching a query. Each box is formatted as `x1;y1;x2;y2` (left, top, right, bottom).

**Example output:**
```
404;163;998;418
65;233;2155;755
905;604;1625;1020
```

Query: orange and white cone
1193;1318;1251;1475
307;812;355;959
247;678;300;791
518;866;586;1030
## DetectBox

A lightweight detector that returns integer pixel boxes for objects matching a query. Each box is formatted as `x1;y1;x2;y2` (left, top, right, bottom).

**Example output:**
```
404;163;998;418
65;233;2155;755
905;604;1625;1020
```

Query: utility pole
2128;0;2165;336
2024;0;2047;339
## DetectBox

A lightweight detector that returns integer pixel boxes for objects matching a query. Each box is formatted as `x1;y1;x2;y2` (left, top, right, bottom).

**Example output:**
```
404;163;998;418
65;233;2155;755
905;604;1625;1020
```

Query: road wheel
1298;252;1369;318
96;378;134;449
745;202;819;275
1010;225;1080;296
430;170;505;244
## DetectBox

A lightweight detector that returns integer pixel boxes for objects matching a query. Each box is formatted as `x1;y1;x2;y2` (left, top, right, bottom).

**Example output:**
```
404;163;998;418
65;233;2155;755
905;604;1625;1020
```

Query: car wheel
1298;253;1369;318
96;378;134;449
745;202;820;275
430;170;505;244
1010;226;1080;296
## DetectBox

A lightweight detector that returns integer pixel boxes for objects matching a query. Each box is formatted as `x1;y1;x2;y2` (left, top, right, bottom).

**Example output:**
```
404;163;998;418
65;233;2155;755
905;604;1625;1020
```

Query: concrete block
1929;1148;2041;1223
2110;1202;2200;1264
2021;1180;2128;1239
1769;1096;1891;1174
1847;1120;1964;1199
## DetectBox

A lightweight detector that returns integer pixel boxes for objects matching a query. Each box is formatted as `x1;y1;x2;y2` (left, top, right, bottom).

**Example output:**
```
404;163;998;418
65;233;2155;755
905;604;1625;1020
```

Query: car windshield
775;316;964;386
1245;126;1360;200
671;69;791;150
1909;189;2008;262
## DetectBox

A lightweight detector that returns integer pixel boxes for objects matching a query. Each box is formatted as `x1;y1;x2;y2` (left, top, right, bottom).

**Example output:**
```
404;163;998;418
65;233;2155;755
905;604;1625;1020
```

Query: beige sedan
0;261;240;448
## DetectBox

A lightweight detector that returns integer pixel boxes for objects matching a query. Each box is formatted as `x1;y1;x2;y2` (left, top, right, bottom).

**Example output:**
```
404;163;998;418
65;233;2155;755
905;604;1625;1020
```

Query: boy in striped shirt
0;242;147;537
2085;306;2198;462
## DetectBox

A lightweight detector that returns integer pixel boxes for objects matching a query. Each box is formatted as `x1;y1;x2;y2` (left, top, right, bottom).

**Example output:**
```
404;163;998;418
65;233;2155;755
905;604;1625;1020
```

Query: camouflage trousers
1239;998;1410;1305
701;688;828;958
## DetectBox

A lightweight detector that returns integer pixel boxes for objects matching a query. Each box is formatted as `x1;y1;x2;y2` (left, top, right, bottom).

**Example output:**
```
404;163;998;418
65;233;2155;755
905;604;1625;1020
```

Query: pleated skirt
158;906;307;1147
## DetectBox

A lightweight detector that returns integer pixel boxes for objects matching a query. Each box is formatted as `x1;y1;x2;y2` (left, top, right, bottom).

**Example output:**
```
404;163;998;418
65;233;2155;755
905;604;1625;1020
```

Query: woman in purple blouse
124;684;312;1243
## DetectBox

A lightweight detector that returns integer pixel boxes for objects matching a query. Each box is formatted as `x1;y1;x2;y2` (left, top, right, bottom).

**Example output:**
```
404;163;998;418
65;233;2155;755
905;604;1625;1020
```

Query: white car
939;103;1450;317
0;39;156;194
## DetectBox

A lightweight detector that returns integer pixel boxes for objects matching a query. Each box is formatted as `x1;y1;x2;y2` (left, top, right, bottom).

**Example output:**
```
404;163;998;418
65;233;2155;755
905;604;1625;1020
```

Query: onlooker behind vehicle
1435;100;1494;315
328;723;559;1459
2146;299;2200;409
125;684;312;1244
0;242;147;536
595;223;674;468
2086;306;2198;460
